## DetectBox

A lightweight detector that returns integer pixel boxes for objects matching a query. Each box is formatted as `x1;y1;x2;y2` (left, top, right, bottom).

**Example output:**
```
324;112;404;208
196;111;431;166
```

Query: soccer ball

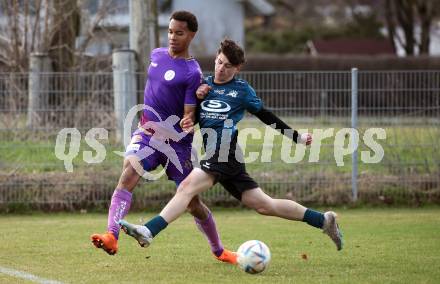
237;240;271;274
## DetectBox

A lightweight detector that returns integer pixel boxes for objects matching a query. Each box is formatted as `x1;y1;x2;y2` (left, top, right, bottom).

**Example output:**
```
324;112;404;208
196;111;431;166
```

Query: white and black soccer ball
237;240;271;274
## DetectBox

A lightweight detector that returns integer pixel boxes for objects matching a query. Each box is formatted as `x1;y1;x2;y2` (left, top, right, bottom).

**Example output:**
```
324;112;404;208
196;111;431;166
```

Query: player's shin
107;189;132;239
269;199;307;220
161;169;215;223
194;210;224;257
160;189;194;223
140;193;190;239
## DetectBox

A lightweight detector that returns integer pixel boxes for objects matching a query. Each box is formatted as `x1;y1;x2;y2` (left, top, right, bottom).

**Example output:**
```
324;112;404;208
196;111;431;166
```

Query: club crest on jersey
226;90;238;98
164;70;175;81
201;100;231;113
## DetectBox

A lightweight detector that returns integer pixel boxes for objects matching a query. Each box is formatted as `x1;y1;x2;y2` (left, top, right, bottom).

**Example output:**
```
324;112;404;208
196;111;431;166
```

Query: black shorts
199;157;259;201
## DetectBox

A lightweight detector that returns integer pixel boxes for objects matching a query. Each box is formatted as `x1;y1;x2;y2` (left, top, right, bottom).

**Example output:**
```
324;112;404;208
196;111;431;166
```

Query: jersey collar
212;76;235;86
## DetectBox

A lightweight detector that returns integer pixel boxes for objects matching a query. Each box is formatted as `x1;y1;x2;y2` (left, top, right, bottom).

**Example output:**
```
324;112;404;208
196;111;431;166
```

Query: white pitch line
0;266;65;284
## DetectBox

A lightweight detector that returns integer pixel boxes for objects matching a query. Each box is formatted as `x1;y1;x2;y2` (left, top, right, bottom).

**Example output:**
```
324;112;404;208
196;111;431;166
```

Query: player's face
214;53;240;83
168;19;195;55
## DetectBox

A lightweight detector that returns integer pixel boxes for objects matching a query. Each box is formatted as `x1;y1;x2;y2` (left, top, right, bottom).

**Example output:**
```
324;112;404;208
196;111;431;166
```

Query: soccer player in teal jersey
119;39;343;254
91;11;237;264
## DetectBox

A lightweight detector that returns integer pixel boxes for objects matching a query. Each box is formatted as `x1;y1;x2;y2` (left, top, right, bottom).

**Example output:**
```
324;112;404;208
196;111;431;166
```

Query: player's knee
178;178;191;191
255;206;270;215
176;182;197;201
117;161;141;189
254;200;275;216
243;192;274;215
126;156;145;172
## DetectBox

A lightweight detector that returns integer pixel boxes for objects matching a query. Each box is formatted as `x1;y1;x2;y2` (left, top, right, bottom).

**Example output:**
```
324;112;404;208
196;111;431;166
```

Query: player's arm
196;83;211;100
190;83;212;126
180;69;202;133
180;105;196;133
244;84;311;145
253;107;312;145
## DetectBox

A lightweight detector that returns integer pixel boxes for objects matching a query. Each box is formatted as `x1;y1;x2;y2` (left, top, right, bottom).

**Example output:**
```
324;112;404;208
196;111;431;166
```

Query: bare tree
385;0;440;55
416;0;437;54
49;0;80;72
0;0;116;72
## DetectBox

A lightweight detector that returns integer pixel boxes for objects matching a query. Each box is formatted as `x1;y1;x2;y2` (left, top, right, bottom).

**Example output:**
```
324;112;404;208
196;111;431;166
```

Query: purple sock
107;189;132;239
195;211;224;257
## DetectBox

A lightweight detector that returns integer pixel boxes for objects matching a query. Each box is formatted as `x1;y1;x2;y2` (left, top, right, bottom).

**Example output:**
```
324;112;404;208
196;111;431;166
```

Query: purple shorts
125;129;194;183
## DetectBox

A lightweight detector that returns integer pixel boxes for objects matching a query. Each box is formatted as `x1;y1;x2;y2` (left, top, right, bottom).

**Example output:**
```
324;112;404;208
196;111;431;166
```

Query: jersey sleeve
244;85;263;114
184;69;202;106
146;48;158;73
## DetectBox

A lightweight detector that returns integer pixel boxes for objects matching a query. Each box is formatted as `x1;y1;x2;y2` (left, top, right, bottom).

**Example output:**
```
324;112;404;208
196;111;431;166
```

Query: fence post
113;49;138;144
320;91;328;119
351;68;359;202
27;53;51;128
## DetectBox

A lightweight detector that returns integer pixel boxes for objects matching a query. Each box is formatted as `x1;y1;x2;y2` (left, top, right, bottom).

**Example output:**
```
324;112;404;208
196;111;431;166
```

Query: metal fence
0;70;439;210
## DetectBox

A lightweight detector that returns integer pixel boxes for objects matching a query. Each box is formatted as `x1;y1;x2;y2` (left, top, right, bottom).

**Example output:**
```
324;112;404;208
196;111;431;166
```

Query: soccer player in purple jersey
91;11;237;264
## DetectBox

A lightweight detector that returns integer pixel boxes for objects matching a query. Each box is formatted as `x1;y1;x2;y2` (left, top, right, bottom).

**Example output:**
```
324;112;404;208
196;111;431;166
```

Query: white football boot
322;211;343;250
118;220;153;248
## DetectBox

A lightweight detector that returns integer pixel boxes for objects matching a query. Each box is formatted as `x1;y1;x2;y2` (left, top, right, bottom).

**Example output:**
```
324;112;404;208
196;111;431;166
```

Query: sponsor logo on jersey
226;90;238;98
164;70;175;81
201;100;231;113
126;143;140;153
214;89;225;95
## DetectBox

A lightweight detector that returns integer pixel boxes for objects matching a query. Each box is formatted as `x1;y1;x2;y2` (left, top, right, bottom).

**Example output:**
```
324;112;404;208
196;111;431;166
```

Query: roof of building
307;38;395;56
243;0;275;16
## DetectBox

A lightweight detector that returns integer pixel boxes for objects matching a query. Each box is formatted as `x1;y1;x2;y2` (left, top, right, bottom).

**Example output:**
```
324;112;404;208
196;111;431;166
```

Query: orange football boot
215;249;238;265
91;232;118;255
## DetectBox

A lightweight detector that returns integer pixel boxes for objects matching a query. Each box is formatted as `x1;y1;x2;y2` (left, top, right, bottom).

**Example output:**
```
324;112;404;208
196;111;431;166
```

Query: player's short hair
170;10;198;32
218;39;245;66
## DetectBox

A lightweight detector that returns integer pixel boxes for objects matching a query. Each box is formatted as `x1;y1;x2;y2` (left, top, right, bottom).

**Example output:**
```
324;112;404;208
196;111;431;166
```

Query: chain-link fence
0;70;439;210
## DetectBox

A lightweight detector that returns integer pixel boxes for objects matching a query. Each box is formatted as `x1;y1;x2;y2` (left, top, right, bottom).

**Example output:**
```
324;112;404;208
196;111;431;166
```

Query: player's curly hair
218;39;245;66
170;10;198;32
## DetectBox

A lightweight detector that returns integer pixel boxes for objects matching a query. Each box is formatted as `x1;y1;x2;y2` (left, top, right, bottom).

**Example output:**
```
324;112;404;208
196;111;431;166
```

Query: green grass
1;208;440;283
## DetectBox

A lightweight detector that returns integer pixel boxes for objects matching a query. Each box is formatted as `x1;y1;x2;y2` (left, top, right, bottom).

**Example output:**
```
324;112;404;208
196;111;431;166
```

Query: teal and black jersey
198;76;263;158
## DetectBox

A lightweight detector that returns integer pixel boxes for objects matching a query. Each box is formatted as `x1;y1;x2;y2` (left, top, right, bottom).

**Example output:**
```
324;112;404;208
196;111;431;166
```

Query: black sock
302;208;325;229
144;215;168;237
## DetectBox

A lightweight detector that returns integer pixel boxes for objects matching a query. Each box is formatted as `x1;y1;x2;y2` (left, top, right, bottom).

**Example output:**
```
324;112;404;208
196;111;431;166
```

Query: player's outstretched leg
120;218;238;263
119;219;153;247
241;187;343;251
91;232;118;255
322;211;343;251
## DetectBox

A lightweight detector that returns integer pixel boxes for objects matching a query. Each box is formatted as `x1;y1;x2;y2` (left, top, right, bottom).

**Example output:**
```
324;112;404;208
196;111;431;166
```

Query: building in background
77;0;274;56
171;0;274;55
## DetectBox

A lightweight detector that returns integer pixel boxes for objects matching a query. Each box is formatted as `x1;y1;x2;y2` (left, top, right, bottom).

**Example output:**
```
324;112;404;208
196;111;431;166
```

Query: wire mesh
0;70;439;209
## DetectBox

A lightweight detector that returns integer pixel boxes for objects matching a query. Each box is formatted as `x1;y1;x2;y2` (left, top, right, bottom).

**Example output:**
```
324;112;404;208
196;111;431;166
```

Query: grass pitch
0;208;439;283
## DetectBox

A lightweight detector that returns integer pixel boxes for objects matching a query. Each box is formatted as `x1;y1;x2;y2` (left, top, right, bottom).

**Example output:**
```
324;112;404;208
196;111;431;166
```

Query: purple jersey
141;47;202;144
